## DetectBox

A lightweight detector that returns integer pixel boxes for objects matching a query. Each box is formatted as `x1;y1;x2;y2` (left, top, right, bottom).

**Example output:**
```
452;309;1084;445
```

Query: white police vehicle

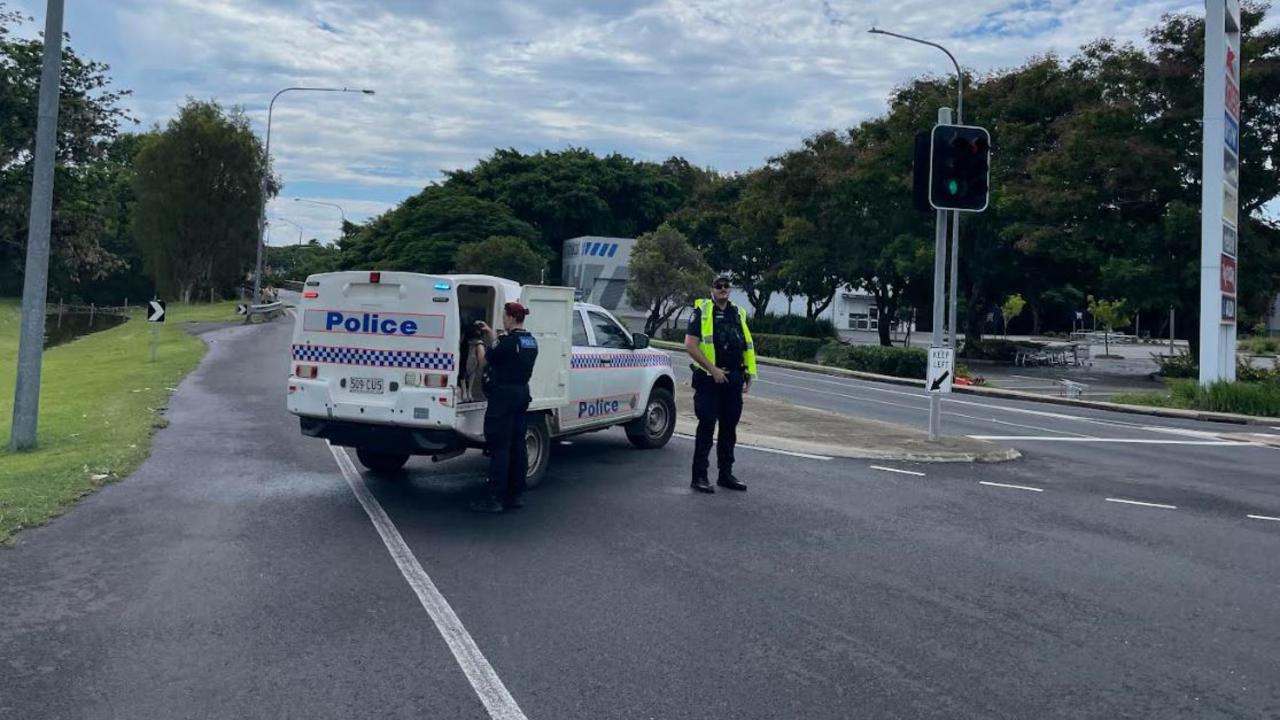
287;271;677;484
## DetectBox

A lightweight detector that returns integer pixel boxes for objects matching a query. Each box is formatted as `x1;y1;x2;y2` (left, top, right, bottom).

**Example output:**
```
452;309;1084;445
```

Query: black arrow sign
146;300;166;323
236;304;248;315
930;370;950;392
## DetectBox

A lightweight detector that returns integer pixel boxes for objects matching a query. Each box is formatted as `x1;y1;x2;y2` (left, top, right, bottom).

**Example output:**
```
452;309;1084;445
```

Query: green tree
452;235;548;285
340;186;539;273
625;223;712;336
131;99;268;302
0;5;137;297
1087;295;1130;357
1001;293;1027;337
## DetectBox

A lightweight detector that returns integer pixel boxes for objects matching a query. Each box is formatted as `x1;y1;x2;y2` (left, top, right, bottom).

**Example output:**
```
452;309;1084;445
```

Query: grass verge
1113;378;1280;417
0;299;240;542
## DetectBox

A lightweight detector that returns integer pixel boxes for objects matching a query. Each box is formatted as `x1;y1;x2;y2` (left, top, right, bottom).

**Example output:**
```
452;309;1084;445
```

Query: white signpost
1200;0;1241;384
927;347;954;394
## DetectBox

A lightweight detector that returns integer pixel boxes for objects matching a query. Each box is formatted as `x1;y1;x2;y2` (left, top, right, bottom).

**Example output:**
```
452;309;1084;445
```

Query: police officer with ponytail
684;276;757;493
471;301;538;513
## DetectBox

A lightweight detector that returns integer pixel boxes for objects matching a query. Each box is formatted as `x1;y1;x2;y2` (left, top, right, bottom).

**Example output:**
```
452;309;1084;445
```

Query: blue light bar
434;282;451;291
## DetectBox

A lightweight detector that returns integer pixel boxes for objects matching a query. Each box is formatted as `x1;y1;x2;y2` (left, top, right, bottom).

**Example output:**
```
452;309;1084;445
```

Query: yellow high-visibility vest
695;298;757;377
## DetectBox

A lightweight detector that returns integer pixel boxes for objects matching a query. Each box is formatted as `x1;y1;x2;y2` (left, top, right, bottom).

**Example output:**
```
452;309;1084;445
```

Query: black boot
691;476;714;493
717;473;747;491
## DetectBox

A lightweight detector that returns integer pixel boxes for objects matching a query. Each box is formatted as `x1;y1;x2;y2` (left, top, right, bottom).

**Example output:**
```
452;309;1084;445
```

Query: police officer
470;302;538;513
684;276;757;493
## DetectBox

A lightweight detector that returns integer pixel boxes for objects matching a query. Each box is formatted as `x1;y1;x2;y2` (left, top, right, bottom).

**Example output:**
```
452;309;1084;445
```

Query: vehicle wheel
356;448;410;475
626;387;676;449
524;413;552;489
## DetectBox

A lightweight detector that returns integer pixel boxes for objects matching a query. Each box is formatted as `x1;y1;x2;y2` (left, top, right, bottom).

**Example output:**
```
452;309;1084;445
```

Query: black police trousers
691;369;745;479
484;385;530;502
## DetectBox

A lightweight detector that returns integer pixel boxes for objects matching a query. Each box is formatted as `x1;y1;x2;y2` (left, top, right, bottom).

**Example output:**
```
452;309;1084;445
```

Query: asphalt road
2;319;1278;719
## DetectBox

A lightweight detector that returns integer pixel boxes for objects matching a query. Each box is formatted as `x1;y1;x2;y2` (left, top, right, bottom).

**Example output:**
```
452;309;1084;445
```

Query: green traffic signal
929;124;991;212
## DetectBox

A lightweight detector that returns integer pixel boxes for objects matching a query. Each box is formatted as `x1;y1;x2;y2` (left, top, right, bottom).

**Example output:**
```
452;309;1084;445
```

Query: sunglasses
713;282;730;289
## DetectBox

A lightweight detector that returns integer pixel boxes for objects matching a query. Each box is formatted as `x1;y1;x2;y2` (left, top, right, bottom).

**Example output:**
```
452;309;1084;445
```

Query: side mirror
631;333;650;350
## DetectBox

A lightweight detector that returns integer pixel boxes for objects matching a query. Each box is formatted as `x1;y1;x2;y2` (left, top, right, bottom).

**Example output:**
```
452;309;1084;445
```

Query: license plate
349;377;384;394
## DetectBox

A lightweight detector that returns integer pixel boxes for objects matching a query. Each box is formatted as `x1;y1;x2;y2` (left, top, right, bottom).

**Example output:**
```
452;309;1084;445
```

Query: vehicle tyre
355;448;410;475
524;413;552;489
625;387;676;449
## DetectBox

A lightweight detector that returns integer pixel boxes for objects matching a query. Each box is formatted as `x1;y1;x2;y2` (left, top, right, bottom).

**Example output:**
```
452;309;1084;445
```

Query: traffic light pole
929;106;954;441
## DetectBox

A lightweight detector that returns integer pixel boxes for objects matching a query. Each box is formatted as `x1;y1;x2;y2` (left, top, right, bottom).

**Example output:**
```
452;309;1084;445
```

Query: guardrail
237;301;286;324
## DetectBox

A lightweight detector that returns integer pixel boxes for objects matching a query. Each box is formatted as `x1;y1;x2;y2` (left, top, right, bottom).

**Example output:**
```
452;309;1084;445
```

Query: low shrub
1240;336;1280;355
752;333;825;362
1115;379;1280;417
749;313;837;339
1154;351;1199;378
962;338;1041;363
818;343;929;379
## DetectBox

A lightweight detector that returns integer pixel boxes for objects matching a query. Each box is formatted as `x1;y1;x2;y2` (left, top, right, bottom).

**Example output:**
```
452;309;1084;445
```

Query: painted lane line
966;436;1255;446
1247;514;1280;522
327;443;528;720
1105;497;1177;510
869;465;926;477
672;433;831;460
978;480;1043;493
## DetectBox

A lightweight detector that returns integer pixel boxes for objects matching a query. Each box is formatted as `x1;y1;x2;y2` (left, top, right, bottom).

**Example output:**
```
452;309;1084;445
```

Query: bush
1154;351;1199;378
962;338;1041;363
1116;379;1280;417
1240;336;1280;355
752;333;825;362
817;343;929;379
749;313;837;339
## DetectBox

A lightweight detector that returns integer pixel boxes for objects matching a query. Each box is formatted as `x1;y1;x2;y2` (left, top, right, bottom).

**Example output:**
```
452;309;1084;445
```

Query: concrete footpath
672;385;1019;463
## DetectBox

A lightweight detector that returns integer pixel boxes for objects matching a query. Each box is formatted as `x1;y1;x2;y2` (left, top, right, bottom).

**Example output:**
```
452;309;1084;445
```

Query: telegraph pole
9;0;65;452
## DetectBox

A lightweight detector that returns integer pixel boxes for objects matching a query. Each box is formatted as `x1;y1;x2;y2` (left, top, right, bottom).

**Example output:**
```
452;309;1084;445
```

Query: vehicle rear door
520;285;573;410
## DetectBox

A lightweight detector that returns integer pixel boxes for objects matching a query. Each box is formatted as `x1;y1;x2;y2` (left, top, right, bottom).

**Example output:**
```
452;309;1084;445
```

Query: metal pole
948;211;960;348
1170;307;1175;349
253;87;374;304
929;106;953;441
10;0;65;452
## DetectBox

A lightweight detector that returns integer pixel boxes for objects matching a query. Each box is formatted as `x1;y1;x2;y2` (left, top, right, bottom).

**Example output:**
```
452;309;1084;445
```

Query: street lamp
293;197;347;224
253;86;374;303
272;216;305;246
869;27;966;441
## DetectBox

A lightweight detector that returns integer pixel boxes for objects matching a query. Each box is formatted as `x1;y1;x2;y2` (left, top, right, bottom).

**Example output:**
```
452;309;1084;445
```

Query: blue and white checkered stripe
292;344;455;371
571;353;672;370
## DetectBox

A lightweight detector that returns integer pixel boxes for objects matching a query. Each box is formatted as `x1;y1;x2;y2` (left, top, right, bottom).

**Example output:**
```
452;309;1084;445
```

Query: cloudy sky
11;0;1207;244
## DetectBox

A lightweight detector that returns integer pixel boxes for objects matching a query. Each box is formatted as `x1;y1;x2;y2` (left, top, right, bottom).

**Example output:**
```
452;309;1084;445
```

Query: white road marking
672;433;832;460
966;436;1255;446
978;480;1043;493
1105;497;1177;510
1247;514;1280;522
869;465;926;477
327;443;528;720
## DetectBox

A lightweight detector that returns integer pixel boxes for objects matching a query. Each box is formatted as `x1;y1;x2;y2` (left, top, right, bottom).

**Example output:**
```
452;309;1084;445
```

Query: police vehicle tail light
303;291;318;299
423;373;448;388
403;372;422;387
294;364;318;379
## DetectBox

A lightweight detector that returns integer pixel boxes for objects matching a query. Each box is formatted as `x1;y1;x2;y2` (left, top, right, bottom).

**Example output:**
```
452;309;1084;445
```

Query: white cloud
15;0;1226;241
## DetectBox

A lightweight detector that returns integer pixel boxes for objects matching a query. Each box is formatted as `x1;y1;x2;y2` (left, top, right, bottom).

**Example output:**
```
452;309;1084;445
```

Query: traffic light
929;124;991;212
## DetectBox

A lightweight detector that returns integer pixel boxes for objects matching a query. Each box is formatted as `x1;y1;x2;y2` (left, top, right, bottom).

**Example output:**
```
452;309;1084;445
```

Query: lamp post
869;27;966;440
272;216;305;246
253;87;374;303
293;197;347;223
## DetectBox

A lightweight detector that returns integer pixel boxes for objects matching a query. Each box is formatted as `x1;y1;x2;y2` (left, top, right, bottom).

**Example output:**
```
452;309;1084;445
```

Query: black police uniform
687;302;747;482
483;329;538;505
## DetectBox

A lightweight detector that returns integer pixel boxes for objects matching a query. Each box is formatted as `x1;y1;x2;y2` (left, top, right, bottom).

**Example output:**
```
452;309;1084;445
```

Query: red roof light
370;271;381;284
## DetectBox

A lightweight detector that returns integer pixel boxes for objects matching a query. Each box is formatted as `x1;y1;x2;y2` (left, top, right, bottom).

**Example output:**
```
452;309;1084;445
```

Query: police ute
287;271;677;484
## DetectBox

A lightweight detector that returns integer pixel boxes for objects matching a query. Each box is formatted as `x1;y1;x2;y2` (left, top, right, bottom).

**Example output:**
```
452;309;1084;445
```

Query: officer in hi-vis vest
683;276;757;493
